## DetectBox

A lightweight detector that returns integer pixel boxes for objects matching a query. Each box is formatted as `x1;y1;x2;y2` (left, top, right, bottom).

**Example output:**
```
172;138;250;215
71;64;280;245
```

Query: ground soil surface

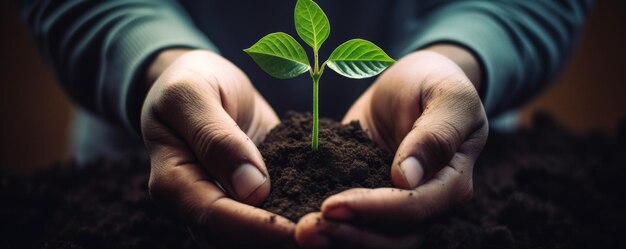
1;113;625;249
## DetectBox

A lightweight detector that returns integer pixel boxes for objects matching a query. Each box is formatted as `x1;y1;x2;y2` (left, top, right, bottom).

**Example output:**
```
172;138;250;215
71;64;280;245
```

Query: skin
294;44;488;248
140;44;487;248
140;50;295;248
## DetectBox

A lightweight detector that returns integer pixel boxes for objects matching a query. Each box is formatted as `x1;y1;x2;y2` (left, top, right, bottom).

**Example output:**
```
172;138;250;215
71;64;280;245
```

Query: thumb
150;53;278;205
391;82;484;189
189;106;271;206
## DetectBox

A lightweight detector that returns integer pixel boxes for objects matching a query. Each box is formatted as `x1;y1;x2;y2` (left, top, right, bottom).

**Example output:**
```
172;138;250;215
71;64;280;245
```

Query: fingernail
324;206;353;221
231;163;266;200
400;157;424;189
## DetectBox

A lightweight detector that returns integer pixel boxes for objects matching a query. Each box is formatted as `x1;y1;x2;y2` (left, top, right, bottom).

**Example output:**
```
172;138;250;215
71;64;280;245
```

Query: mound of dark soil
1;113;625;249
259;112;392;221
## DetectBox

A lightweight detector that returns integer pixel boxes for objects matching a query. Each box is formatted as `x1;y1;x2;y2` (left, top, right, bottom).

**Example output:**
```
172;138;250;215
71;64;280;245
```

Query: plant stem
311;49;321;151
312;74;319;150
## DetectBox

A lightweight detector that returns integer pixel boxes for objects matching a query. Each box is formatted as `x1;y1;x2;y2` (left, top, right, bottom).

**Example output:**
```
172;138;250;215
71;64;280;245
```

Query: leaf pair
244;0;395;79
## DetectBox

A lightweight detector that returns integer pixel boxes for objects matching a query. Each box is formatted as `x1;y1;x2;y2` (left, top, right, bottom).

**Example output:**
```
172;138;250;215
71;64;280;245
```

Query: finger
321;129;486;226
148;53;273;205
246;94;280;144
296;213;421;249
295;213;332;249
321;168;463;226
341;85;375;131
392;80;485;189
192;198;296;248
146;123;294;248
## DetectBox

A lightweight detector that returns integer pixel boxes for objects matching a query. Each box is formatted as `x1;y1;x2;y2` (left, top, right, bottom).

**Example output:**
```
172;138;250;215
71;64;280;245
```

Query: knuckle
440;77;477;97
428;78;481;111
149;81;202;120
159;80;200;106
161;79;193;95
450;82;482;114
192;123;241;159
147;173;172;204
431;121;462;144
148;166;214;224
151;79;221;133
147;165;184;204
181;195;213;226
446;165;474;205
465;126;489;155
421;123;460;162
154;72;220;112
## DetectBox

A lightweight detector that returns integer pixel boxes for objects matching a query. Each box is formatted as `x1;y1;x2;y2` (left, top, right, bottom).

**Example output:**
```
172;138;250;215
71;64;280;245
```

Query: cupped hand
295;45;489;248
140;50;294;248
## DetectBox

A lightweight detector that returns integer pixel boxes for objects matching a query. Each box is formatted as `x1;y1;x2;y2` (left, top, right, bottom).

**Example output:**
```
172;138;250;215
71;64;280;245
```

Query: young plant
244;0;395;151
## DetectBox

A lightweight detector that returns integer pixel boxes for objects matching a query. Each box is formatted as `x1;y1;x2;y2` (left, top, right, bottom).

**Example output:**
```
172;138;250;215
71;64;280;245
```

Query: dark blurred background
1;1;625;173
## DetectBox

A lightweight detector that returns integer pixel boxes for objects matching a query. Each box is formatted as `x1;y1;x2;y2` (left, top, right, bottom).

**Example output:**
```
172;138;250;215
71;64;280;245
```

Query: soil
259;112;392;221
1;112;626;249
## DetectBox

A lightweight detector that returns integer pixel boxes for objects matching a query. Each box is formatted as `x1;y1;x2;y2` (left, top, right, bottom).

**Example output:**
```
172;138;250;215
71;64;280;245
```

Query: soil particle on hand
268;215;276;224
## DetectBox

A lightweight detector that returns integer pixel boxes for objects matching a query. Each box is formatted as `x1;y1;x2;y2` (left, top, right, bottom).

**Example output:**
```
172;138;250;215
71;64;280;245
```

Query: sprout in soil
244;0;395;151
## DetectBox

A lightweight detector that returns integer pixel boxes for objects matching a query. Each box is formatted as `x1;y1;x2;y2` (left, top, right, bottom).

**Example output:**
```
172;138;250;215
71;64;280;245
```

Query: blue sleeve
399;0;592;116
20;0;218;132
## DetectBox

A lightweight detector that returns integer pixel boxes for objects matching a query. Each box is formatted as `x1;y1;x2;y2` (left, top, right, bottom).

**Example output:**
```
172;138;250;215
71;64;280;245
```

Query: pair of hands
140;45;488;248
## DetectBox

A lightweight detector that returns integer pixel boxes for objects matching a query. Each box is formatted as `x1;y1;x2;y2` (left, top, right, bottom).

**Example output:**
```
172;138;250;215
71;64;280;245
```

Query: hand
140;50;294;248
295;45;489;248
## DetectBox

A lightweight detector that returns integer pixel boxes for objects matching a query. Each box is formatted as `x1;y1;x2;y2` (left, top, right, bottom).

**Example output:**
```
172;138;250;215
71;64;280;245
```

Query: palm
296;50;489;248
141;51;294;248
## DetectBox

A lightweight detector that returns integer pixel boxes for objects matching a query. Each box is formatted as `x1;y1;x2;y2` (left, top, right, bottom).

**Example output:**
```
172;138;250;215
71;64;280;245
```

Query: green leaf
294;0;330;51
244;32;311;79
326;39;395;79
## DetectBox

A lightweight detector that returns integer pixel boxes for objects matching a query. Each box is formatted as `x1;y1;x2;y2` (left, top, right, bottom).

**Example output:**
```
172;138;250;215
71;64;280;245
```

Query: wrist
143;49;193;91
132;49;191;133
421;44;483;92
139;48;191;108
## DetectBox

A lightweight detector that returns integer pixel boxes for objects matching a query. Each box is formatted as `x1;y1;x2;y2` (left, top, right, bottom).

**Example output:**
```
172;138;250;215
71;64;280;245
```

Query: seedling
245;0;395;151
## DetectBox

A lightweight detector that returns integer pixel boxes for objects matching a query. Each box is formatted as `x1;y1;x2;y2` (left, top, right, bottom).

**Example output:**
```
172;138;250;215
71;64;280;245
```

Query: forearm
399;0;592;116
20;0;217;132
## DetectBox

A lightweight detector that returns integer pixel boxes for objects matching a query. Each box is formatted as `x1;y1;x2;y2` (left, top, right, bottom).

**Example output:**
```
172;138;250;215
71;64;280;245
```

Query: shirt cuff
99;12;218;133
399;7;521;116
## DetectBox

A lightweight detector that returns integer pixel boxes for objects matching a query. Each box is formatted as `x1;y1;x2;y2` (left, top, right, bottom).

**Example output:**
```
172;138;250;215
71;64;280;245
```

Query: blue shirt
20;0;591;162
